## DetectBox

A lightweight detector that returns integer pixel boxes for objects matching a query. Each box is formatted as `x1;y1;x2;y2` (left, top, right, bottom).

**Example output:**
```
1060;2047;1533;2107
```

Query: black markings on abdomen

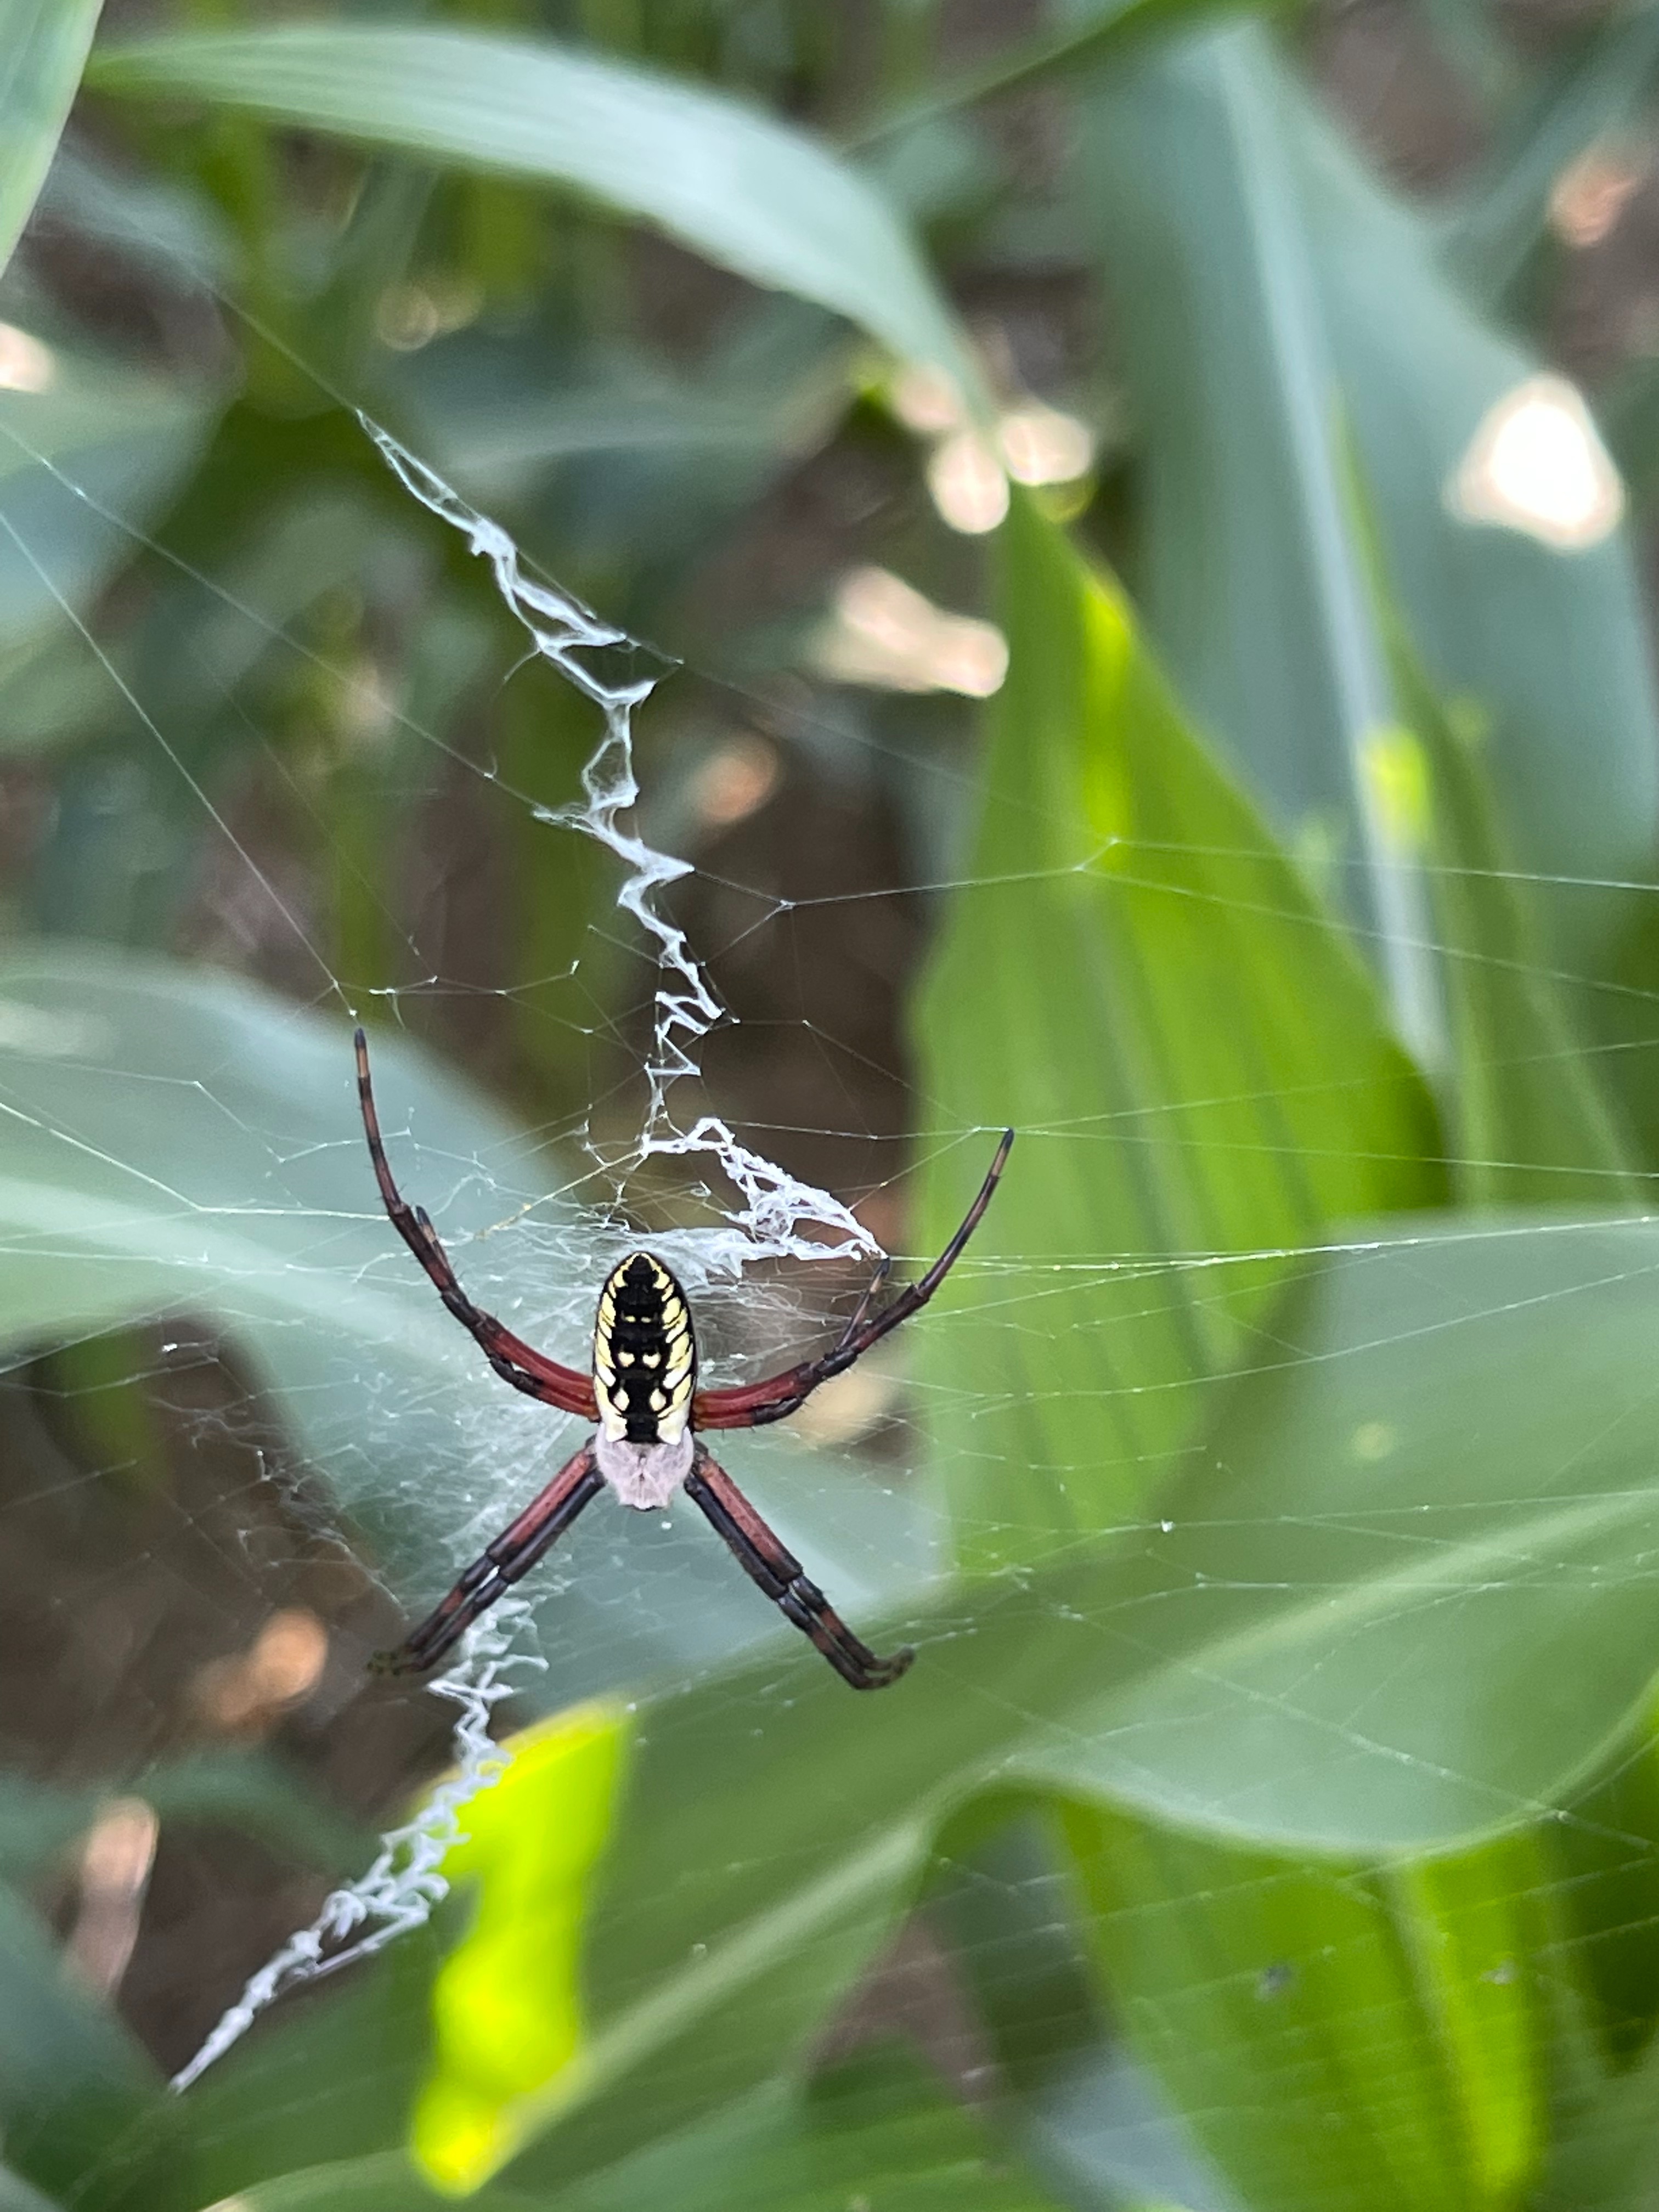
595;1252;696;1443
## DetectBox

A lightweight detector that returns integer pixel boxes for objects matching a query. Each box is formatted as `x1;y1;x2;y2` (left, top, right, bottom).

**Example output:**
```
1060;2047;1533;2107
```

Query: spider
354;1029;1012;1690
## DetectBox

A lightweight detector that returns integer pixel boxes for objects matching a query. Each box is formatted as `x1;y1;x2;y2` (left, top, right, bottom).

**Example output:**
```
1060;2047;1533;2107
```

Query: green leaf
170;1188;1659;2191
174;2162;532;2212
0;943;939;1691
177;2056;1069;2212
411;1702;629;2191
1551;1718;1659;2064
912;489;1442;1564
0;1;104;280
854;0;1279;146
1077;22;1440;1046
543;2047;1074;2212
1443;5;1659;309
0;1880;165;2202
1537;2033;1659;2211
0;347;218;707
0;1750;361;1888
1390;622;1639;1205
1061;1805;1560;2212
0;2164;64;2212
1076;22;1659;967
1346;459;1640;1204
1079;1210;1659;1852
86;25;976;397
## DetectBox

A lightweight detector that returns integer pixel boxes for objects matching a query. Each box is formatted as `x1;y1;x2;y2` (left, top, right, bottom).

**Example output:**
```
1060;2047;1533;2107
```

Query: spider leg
685;1446;912;1691
693;1128;1012;1432
373;1440;603;1677
356;1028;596;1419
830;1255;891;1358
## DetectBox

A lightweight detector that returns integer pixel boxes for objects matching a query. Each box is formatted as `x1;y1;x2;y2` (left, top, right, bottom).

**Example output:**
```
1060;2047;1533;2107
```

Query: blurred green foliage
2;2;1659;2210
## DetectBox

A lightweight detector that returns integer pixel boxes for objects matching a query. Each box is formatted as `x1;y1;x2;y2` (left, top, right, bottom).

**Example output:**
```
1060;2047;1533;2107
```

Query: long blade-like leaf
1077;22;1659;974
0;0;104;280
86;26;974;397
913;491;1442;1564
0;1880;159;2202
1444;4;1659;308
1391;618;1640;1205
854;0;1277;144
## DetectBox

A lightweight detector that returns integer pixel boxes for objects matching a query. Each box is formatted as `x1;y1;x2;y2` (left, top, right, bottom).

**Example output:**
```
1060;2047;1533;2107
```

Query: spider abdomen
593;1251;697;1449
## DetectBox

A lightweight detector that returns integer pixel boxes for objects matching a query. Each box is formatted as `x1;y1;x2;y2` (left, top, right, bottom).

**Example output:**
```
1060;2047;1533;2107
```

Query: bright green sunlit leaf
413;1701;629;2192
913;490;1442;1565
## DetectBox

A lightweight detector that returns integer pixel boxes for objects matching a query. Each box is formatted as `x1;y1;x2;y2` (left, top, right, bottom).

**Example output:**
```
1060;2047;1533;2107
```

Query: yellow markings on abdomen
592;1251;698;1444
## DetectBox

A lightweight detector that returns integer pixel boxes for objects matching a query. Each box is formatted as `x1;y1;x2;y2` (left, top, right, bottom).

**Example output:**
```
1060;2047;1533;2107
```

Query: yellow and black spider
355;1029;1011;1689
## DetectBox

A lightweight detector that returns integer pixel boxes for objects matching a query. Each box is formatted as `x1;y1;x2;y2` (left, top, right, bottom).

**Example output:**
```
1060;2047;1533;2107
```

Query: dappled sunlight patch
0;323;56;394
925;430;1009;534
1448;376;1625;552
814;566;1007;698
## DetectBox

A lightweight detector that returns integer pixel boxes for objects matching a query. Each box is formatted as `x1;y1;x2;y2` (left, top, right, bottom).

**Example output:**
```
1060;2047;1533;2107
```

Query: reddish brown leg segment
374;1441;603;1676
685;1445;912;1690
693;1128;1013;1432
356;1028;596;1420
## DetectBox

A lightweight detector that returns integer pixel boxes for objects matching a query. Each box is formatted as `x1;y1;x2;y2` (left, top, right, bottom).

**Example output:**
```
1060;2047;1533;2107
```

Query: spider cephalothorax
354;1028;1011;1689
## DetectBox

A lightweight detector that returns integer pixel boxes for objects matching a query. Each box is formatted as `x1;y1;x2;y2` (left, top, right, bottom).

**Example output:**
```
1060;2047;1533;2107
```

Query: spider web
161;413;905;2086
0;343;963;2090
3;131;1659;2212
